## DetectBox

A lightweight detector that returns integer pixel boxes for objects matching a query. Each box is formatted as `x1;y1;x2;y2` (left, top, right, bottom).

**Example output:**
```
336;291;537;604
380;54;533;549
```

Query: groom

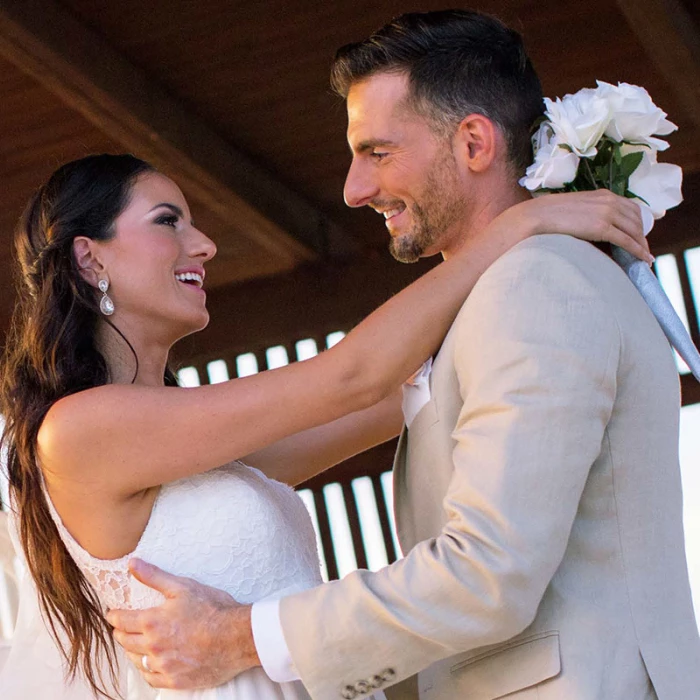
109;10;700;698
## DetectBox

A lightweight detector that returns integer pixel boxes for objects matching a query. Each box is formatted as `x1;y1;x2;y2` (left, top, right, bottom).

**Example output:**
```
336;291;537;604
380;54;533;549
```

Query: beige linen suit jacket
281;235;700;699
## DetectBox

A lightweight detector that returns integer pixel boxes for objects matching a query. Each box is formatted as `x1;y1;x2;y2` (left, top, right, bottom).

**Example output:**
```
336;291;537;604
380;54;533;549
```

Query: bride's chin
164;312;210;344
185;312;211;335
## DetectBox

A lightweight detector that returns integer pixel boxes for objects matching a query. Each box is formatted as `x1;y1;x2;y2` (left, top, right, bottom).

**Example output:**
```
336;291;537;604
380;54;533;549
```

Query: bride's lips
179;281;206;296
174;266;206;295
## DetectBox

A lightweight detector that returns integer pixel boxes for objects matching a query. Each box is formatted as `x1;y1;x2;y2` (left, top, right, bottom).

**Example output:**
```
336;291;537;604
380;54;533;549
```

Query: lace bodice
46;462;323;612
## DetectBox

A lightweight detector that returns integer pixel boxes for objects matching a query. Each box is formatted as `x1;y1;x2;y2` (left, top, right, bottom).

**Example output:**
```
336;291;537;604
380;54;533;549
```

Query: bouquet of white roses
520;81;682;233
520;81;700;382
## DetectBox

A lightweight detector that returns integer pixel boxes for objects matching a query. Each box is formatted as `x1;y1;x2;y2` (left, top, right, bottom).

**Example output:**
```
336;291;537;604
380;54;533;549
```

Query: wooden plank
312;489;339;581
342;484;369;571
0;0;356;264
615;0;700;129
371;473;399;564
681;373;700;406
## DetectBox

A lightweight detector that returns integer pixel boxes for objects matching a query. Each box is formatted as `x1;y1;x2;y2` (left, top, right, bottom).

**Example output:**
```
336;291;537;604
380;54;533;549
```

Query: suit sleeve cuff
251;598;300;683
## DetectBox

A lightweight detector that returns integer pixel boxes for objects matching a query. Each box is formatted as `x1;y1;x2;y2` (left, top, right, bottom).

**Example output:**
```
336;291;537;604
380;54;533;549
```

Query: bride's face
91;172;217;344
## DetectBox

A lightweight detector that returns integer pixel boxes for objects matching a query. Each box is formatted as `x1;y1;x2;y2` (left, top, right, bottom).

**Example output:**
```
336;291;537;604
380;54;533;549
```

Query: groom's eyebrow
353;138;397;154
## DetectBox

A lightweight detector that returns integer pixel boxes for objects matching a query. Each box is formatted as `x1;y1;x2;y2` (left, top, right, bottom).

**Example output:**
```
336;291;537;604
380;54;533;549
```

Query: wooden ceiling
1;0;699;355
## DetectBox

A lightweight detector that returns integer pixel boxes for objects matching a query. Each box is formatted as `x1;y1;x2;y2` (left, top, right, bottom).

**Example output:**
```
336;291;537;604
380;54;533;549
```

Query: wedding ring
142;654;152;673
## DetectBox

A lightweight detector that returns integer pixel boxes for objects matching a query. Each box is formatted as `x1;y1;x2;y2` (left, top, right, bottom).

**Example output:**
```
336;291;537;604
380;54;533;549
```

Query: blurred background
0;0;698;640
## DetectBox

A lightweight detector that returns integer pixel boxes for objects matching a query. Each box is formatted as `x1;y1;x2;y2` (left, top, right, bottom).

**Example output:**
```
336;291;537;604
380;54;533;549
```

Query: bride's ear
73;237;105;287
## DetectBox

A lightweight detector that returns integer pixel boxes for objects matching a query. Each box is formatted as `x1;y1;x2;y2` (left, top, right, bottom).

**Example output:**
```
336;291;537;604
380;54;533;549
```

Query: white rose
531;121;555;158
597;81;677;150
624;144;683;220
544;89;611;158
634;199;656;236
519;135;580;191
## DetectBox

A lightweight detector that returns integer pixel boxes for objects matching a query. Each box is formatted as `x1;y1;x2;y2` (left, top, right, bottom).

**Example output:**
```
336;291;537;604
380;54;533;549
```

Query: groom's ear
454;114;499;174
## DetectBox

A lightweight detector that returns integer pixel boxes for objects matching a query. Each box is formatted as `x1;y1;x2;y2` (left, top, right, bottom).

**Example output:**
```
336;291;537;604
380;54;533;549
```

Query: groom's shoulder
456;234;651;338
476;234;622;294
501;234;615;271
454;234;635;327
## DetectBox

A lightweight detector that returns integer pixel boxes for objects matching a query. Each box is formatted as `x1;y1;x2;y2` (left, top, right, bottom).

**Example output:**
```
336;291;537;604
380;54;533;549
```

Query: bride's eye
155;214;178;228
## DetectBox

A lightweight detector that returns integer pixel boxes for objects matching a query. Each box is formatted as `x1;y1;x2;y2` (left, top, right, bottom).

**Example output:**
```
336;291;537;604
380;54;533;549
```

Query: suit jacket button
341;686;357;699
355;680;371;694
369;674;384;688
381;668;396;683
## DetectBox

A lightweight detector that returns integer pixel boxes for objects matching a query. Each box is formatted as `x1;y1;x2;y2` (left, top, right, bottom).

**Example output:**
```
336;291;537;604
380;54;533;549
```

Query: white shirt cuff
251;598;300;683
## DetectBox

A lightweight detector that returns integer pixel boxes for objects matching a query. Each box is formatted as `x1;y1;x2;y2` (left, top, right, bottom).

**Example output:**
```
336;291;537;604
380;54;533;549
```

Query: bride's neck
96;321;170;386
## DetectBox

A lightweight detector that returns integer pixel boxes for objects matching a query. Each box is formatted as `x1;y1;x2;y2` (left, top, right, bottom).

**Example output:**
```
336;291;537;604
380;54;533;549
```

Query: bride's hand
491;190;653;264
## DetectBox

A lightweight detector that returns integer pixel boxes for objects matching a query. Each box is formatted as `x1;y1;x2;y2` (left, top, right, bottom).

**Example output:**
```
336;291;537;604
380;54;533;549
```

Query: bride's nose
189;227;217;263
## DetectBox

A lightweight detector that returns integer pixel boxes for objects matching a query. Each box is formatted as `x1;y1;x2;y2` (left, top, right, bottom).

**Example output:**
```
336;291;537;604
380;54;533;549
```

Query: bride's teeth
175;272;203;286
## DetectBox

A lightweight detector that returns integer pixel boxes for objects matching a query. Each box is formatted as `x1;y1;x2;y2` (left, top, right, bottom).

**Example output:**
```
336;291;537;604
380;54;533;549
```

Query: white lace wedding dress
1;462;323;699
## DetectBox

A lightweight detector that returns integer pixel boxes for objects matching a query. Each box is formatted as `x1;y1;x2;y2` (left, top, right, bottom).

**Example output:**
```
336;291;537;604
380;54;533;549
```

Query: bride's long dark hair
0;154;179;697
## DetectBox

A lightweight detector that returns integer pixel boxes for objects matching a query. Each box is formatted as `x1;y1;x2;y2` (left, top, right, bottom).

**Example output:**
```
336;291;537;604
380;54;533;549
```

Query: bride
0;154;646;699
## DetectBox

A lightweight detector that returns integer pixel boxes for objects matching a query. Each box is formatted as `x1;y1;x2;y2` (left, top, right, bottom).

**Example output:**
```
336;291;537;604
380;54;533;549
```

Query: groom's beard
389;149;466;264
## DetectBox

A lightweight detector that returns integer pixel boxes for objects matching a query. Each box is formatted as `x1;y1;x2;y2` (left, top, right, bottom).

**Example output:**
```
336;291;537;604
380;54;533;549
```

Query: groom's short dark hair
330;9;544;174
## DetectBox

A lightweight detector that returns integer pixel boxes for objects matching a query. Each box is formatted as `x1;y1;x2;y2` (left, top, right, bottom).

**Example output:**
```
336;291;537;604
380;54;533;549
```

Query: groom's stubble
388;139;468;264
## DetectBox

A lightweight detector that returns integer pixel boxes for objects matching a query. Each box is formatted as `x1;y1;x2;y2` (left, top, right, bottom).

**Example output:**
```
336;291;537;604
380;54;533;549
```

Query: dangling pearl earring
98;279;115;316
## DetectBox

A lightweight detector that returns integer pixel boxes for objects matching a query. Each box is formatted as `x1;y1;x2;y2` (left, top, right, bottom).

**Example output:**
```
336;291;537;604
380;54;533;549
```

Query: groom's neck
441;182;530;261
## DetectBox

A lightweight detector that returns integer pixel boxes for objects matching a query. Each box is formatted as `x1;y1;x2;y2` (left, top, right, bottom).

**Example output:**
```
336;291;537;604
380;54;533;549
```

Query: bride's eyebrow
149;202;195;226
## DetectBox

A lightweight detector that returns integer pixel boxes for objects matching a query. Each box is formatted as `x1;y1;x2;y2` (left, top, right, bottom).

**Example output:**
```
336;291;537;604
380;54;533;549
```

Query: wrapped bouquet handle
612;246;700;382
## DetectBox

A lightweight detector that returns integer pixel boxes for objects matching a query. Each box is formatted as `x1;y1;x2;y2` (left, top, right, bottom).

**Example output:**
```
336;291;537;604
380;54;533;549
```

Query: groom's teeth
384;208;402;219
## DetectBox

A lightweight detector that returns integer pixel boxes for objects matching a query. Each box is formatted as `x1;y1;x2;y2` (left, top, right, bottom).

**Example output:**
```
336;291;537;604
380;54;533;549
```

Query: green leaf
625;189;650;207
612;177;627;196
619;151;644;179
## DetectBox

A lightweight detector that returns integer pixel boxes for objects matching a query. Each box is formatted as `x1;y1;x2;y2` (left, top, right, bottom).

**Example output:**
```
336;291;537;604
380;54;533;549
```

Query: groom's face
344;72;468;263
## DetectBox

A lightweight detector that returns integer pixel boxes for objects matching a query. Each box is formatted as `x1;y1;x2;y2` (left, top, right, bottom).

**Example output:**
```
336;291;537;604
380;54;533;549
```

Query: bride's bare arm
243;390;403;486
38;190;647;496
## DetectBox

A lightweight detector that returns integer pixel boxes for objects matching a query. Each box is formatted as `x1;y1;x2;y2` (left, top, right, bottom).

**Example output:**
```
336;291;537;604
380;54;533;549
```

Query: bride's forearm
243;390;403;485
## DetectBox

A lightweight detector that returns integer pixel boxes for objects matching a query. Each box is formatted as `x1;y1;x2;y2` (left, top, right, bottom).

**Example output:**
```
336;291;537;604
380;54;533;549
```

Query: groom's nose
344;159;378;208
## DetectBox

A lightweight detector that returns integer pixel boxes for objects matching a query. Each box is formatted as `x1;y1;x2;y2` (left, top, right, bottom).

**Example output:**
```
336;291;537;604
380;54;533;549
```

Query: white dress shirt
251;361;433;696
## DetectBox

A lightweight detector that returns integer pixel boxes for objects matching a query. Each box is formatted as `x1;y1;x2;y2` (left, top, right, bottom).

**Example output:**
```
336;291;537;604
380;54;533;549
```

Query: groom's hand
106;558;260;689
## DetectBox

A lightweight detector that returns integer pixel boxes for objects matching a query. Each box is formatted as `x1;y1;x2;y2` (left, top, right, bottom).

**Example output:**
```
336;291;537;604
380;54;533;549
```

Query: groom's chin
389;236;423;264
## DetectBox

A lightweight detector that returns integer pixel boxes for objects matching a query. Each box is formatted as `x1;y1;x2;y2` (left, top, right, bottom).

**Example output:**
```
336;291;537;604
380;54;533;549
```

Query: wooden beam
616;0;700;129
0;0;356;264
